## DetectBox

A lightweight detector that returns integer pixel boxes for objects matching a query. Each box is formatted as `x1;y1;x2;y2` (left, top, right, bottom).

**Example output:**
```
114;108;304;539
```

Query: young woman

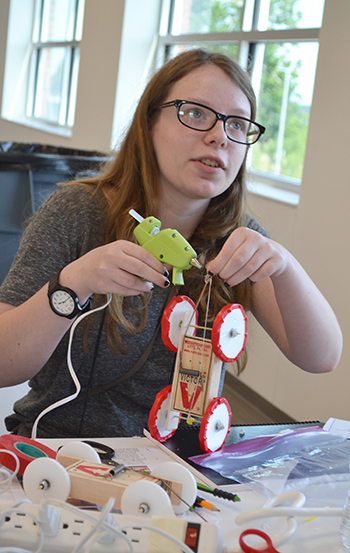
0;49;342;438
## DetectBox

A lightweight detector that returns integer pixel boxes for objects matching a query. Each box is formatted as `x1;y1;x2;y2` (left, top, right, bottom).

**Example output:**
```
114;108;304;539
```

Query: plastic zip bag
190;427;350;498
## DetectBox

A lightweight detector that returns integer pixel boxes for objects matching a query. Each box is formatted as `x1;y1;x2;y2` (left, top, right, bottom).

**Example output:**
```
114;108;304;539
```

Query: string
130;467;207;522
183;273;212;337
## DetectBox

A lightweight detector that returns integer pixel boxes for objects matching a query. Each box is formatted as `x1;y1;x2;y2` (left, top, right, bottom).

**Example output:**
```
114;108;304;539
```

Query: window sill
247;181;300;205
1;115;73;138
247;170;300;206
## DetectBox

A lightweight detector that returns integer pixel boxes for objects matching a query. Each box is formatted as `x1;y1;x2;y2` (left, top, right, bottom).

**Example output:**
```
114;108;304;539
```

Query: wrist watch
48;272;92;319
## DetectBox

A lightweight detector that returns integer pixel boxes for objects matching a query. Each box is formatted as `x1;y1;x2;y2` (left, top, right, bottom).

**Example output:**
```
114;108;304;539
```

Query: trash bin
0;142;110;285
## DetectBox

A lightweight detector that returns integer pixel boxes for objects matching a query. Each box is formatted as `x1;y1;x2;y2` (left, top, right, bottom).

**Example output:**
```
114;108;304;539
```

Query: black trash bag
0;142;111;285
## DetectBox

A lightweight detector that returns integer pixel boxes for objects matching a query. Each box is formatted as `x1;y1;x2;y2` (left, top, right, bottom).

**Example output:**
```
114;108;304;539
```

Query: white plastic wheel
121;480;171;517
23;457;71;503
58;441;101;463
212;304;247;362
148;385;180;442
161;295;198;352
199;397;232;453
151;461;197;515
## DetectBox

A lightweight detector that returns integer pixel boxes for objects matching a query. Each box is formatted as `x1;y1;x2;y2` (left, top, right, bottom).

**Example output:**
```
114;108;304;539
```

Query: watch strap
48;271;92;319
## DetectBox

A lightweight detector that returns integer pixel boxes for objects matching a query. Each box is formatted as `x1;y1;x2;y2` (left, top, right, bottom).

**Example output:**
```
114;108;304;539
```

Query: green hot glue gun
129;209;202;285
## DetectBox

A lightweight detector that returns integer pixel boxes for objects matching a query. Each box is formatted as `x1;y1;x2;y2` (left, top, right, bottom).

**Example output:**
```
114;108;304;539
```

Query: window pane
167;42;239;60
250;42;319;180
33;47;68;124
261;0;325;31
170;0;244;35
40;0;76;41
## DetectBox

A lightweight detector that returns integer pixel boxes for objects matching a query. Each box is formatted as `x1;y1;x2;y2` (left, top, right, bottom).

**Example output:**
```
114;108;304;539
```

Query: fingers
207;228;286;287
122;241;171;287
82;240;171;297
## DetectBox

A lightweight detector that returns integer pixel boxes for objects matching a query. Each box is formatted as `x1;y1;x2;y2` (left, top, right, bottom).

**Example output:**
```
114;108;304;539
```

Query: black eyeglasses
158;99;265;145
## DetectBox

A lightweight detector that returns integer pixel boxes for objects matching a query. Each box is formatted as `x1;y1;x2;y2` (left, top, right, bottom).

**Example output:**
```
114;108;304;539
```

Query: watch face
51;290;76;315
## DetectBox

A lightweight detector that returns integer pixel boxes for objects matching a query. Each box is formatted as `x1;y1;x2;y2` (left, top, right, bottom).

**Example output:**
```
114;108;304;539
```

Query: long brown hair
77;49;257;371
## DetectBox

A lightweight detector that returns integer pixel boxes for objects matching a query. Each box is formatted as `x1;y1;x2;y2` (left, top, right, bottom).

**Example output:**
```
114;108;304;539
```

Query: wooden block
172;335;215;416
57;455;182;509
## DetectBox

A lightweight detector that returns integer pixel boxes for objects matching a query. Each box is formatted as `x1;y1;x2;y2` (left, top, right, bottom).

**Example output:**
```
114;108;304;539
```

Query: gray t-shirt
0;185;268;438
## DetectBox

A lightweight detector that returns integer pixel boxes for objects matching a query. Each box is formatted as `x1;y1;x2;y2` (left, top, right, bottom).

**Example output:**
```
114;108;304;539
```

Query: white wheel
161;295;198;352
212;304;247;362
121;480;171;516
23;457;71;503
58;441;101;463
148;385;180;442
199;398;231;453
151;461;197;515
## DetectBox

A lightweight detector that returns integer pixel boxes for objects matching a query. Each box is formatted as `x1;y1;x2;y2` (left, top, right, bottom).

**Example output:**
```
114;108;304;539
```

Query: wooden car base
57;454;182;510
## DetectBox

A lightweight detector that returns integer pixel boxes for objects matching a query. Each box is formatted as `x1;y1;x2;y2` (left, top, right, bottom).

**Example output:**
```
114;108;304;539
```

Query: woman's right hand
60;240;171;302
0;240;171;386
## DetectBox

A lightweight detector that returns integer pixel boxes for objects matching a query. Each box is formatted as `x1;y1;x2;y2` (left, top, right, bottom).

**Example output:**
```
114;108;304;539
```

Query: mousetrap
56;454;182;510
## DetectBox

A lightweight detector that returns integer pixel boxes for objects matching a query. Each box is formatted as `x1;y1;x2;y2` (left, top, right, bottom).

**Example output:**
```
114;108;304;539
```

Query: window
2;0;85;134
28;0;85;128
158;0;325;203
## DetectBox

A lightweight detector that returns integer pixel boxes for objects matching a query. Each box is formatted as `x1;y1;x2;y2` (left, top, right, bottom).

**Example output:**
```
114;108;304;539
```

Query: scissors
81;440;126;472
239;529;280;552
82;440;115;461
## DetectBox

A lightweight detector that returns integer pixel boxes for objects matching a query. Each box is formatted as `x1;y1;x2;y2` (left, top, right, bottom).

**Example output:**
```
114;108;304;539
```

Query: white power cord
0;450;20;494
0;500;44;553
31;294;112;439
0;496;205;553
118;523;195;553
50;497;196;553
0;452;41;553
224;491;343;553
70;498;133;553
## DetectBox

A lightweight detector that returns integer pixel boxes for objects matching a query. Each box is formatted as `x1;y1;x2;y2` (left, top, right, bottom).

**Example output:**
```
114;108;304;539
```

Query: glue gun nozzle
190;258;202;269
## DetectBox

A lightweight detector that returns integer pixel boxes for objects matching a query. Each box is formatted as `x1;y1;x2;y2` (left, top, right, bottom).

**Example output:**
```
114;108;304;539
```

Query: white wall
0;0;161;435
0;0;126;152
0;0;349;430
238;0;350;424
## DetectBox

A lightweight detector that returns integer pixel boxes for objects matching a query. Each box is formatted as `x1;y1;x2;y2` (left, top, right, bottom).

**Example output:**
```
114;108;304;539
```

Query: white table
0;435;347;552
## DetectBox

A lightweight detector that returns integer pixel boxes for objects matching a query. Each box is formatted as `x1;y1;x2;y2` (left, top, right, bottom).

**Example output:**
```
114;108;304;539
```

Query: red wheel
198;397;232;453
148;385;180;442
161;295;198;352
211;304;247;362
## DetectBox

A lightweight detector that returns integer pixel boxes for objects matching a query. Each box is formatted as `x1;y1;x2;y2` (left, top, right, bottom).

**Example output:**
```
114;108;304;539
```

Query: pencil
194;496;220;512
197;483;241;502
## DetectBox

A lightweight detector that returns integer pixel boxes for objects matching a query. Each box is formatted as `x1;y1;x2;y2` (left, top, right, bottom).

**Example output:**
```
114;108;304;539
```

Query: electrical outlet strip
0;499;225;553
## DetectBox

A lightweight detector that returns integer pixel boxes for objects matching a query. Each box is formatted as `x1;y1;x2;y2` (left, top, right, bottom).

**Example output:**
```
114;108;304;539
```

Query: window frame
25;0;84;130
157;0;323;203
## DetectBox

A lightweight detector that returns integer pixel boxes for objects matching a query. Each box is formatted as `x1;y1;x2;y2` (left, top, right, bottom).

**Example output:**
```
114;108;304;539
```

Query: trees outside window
158;0;325;197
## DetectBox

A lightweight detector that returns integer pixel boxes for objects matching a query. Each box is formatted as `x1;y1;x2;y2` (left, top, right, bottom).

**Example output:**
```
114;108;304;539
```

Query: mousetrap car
20;441;198;517
148;294;247;453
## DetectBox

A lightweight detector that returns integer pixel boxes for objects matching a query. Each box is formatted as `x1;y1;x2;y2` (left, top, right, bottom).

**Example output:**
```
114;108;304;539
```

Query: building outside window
158;0;325;202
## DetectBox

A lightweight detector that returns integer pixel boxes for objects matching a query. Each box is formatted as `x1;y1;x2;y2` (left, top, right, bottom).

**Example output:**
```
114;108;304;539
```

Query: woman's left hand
206;227;342;374
206;227;287;286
